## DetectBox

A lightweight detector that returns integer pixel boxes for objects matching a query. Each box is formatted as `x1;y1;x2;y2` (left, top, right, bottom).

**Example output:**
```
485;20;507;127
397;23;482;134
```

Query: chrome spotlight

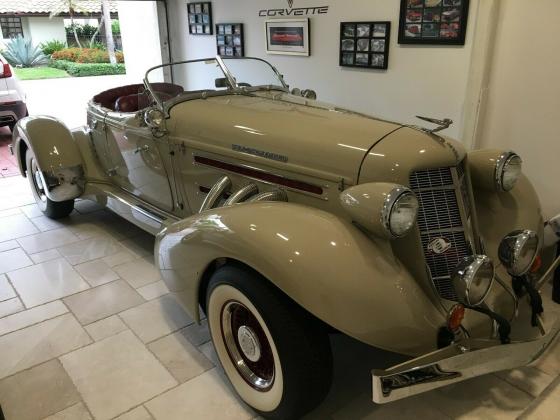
452;255;495;306
498;230;539;276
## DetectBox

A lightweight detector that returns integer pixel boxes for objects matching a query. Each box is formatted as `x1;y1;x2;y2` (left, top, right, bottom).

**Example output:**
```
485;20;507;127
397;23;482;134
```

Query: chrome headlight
452;255;495;306
498;230;539;276
382;188;419;238
496;152;522;192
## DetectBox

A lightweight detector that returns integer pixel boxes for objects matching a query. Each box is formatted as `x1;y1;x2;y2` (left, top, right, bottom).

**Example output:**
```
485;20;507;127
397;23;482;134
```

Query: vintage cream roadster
11;57;560;419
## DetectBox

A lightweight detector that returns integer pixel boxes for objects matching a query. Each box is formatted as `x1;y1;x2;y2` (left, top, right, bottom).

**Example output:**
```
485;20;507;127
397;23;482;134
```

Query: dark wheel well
18;140;28;174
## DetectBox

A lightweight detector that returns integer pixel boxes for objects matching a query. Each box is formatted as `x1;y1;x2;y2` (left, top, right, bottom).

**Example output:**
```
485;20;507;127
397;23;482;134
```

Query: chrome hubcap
221;301;275;391
30;159;47;202
237;325;261;362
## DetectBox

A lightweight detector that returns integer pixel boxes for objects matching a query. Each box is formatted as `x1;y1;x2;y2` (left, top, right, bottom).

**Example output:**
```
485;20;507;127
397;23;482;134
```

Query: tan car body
11;66;556;362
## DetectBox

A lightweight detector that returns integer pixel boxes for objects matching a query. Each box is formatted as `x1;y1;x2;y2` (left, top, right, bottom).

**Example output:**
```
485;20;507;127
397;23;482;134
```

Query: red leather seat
93;84;144;110
114;93;151;113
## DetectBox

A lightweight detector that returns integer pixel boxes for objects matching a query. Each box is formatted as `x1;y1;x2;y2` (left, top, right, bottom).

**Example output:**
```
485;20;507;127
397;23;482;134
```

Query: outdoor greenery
40;39;67;56
13;66;69;80
52;47;124;63
50;60;126;77
2;36;48;67
111;20;120;35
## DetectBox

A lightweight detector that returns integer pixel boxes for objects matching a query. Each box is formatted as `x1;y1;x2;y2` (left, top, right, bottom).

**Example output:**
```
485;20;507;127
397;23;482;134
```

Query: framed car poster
188;2;213;35
340;22;391;70
398;0;470;45
216;23;244;57
265;19;310;56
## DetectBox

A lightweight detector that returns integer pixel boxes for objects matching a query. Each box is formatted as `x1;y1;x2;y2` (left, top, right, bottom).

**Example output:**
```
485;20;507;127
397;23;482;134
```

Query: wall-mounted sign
259;0;328;17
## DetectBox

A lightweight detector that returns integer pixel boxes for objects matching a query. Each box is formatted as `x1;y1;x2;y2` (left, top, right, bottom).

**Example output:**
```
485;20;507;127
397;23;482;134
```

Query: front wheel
206;265;333;420
25;148;74;219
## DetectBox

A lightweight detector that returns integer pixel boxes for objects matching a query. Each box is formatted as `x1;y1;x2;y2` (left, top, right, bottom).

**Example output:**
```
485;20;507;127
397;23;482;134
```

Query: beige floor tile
114;406;153;420
17;228;80;254
19;203;42;218
137;280;169;300
0;300;68;336
0;297;24;318
0;359;81;420
43;402;93;420
148;329;214;383
120;295;193;343
519;377;560;420
114;259;161;288
60;330;177;420
182;319;211;346
102;250;139;267
198;341;219;366
0;313;91;379
85;314;129;341
0;247;33;274
29;248;62;264
8;258;90;308
75;259;120;287
0;274;16;301
58;236;125;265
0;239;19;252
0;207;21;218
422;374;533;419
31;215;67;232
533;336;560;376
495;366;555;398
63;280;144;325
146;368;254;420
0;213;39;242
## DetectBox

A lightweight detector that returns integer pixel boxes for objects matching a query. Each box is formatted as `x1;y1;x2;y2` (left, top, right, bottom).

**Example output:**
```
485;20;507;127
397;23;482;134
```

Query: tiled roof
0;1;118;15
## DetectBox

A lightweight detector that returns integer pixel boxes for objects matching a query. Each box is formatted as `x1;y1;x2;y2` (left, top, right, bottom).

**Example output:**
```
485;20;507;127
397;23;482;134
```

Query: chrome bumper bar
372;315;560;403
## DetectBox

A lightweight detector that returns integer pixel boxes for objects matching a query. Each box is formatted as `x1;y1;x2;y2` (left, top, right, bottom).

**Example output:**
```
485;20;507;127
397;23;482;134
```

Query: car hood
169;91;401;184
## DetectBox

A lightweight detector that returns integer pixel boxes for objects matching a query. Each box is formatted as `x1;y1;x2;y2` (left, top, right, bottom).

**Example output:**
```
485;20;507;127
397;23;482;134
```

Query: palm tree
101;0;116;64
49;0;87;48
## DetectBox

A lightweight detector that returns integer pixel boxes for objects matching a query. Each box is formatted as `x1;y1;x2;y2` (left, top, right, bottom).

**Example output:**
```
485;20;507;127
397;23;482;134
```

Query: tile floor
0;175;559;420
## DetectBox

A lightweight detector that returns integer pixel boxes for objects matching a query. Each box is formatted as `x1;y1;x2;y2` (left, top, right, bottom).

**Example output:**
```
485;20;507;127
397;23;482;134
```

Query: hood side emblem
416;116;453;134
428;237;452;255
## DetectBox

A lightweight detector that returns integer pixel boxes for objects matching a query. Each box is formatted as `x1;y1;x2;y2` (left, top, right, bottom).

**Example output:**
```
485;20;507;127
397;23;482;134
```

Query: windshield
145;57;286;105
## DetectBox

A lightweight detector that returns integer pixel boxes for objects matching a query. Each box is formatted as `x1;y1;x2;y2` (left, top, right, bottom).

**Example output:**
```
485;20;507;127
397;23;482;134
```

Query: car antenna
416;116;453;133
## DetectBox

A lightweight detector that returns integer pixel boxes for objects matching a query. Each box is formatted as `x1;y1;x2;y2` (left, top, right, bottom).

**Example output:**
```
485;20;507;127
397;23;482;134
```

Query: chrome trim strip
247;190;288;203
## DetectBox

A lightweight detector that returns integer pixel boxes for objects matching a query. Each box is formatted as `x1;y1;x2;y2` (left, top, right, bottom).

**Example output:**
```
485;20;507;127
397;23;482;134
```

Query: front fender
12;116;85;201
157;202;446;356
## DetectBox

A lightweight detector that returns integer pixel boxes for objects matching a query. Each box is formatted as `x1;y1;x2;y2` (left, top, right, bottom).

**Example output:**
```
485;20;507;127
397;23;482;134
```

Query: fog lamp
498;230;539;276
452;255;495;306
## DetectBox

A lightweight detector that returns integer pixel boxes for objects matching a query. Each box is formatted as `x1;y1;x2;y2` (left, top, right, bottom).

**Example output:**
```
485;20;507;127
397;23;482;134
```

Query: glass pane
222;58;284;88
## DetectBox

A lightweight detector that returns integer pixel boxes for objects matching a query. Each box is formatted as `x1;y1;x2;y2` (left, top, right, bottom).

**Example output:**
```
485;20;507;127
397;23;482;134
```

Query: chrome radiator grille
410;164;473;301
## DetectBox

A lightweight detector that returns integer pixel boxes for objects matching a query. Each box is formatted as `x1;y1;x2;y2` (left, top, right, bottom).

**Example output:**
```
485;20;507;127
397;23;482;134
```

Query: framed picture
188;2;213;35
216;23;244;57
398;0;469;45
265;19;310;56
339;22;391;70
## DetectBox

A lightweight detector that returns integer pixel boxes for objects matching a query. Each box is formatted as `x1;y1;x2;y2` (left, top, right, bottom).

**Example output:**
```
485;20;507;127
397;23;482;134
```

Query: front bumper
372;298;560;403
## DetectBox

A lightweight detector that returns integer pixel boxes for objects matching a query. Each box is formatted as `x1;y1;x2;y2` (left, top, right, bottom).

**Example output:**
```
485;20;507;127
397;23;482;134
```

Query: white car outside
0;53;27;131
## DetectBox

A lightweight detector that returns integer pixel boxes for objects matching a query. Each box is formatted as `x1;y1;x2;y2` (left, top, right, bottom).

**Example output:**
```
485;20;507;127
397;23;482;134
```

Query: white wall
475;0;560;218
167;0;480;139
118;0;164;82
23;17;66;45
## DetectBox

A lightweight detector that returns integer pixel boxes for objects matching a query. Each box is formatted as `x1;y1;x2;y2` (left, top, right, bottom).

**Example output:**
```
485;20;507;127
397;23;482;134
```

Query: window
1;16;23;39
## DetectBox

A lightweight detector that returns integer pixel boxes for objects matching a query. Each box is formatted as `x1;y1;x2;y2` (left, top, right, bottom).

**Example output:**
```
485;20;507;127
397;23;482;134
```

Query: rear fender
156;202;446;356
12;116;85;201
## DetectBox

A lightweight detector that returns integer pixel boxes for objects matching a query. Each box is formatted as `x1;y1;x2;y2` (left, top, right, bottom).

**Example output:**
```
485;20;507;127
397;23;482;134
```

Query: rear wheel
25;148;74;219
206;265;333;420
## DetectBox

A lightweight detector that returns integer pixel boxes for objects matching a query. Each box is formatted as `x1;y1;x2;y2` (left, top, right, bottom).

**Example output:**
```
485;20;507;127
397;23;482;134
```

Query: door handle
134;145;150;154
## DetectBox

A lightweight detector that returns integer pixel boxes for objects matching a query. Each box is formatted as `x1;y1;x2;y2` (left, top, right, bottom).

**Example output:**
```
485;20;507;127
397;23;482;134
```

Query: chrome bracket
416;116;453;134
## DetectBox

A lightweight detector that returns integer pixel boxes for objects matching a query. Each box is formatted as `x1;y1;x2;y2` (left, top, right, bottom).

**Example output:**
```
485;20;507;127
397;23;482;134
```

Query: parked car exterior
0;54;27;132
11;57;560;419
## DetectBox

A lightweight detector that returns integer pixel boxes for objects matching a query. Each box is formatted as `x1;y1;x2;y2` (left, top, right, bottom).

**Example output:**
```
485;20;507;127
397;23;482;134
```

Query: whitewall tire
206;265;333;420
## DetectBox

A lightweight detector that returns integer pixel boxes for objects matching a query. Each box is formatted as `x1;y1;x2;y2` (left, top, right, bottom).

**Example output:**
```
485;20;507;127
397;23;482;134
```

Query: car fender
157;202;446;356
12;116;85;201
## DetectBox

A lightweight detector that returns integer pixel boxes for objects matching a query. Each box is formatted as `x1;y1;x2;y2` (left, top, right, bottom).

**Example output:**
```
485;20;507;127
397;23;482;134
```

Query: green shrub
90;41;106;50
51;48;124;64
50;60;126;77
40;39;66;56
112;20;120;35
2;35;48;67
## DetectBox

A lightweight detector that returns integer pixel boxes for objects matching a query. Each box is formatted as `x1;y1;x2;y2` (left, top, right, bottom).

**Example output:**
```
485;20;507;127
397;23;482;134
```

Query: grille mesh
410;165;472;301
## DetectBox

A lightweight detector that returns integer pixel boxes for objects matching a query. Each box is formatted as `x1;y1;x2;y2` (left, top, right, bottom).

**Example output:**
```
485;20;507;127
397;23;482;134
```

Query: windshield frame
143;56;289;112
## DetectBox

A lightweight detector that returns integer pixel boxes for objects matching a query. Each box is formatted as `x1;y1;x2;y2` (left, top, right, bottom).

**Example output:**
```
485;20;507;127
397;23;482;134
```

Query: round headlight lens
383;189;419;238
452;255;495;306
496;152;522;192
498;230;539;276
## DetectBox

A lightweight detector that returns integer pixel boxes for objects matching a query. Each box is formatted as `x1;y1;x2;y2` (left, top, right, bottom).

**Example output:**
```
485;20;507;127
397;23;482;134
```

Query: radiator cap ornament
428;237;452;255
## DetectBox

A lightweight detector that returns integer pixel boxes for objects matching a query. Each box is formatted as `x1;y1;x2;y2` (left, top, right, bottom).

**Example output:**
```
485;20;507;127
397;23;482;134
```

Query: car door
104;111;174;212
